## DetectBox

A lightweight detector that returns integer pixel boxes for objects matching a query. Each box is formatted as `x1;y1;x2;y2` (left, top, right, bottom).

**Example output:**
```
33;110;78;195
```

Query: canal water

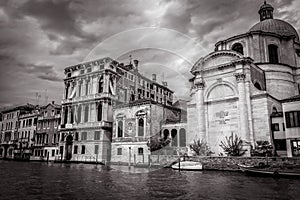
0;160;300;200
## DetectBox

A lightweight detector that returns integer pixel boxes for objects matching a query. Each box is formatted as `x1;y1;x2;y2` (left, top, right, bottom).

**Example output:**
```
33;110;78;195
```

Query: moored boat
171;161;203;171
237;164;300;178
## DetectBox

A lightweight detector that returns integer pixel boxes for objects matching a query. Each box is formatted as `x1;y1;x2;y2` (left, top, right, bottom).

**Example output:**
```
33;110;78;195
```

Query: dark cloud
18;63;62;82
0;0;299;106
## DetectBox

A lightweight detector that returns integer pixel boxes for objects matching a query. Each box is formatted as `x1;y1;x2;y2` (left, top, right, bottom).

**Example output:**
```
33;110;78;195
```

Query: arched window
179;128;186;147
171;129;178;147
254;82;262;90
268;44;279;64
232;43;244;55
138;118;144;136
163;129;169;140
77;105;82;123
98;76;104;93
84;105;89;122
272;107;278;113
117;121;123;137
97;104;102;121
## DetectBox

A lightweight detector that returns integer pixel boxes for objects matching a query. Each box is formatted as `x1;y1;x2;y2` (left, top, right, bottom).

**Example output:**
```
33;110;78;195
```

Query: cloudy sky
0;0;299;107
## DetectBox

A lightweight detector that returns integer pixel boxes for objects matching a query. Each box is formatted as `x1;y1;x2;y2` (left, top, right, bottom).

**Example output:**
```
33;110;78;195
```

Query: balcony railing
61;93;117;104
59;121;112;130
112;137;149;143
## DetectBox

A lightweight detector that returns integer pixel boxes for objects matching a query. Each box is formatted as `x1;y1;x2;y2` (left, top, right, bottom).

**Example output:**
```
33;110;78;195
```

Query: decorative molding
234;73;246;82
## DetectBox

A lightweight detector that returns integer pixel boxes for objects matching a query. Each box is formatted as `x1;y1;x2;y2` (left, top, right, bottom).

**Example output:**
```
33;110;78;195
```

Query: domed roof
249;19;299;41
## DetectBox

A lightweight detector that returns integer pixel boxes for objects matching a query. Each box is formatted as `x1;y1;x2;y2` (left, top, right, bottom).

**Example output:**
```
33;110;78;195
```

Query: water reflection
0;161;300;200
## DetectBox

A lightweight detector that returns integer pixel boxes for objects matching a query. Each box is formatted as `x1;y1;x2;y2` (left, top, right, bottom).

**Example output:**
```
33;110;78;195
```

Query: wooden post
178;156;181;172
128;147;131;167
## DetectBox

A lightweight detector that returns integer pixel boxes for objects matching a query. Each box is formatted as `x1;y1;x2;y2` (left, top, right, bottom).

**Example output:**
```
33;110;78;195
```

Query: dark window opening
268;44;279;64
117;121;123;137
285;111;300;128
232;43;244;55
138;148;143;155
138;118;144;136
117;148;122;155
81;145;85;154
271;123;280;131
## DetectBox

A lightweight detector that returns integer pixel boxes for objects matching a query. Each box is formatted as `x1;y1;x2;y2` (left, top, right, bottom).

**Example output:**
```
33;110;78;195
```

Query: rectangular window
81;132;87;141
138;147;143;155
117;148;122;155
283;123;285;131
52;150;55;157
74;132;79;141
285;111;300;128
81;145;86;154
271;123;280;131
94;145;99;154
291;140;300;156
59;146;64;155
94;131;101;140
74;145;78;154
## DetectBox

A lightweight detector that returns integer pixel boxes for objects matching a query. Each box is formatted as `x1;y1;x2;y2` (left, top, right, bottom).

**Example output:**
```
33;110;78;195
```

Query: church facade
187;2;300;156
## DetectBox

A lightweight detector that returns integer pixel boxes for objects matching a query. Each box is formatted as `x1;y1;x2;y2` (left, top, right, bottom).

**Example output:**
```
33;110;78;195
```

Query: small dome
249;19;299;41
260;2;273;10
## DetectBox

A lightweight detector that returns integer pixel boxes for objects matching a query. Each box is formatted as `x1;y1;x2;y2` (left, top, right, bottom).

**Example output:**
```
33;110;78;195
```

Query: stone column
194;74;206;141
143;115;146;138
61;107;65;125
235;72;251;156
104;73;109;94
67;106;71;124
81;104;85;123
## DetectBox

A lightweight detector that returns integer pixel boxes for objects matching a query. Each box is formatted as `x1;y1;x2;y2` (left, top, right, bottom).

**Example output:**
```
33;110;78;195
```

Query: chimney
133;60;139;70
52;101;55;104
162;81;168;87
152;74;156;82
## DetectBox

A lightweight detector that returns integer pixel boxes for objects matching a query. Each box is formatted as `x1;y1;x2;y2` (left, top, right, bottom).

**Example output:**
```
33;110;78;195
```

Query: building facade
31;102;61;161
111;99;181;165
0;104;35;159
15;108;39;160
187;2;300;156
59;57;175;163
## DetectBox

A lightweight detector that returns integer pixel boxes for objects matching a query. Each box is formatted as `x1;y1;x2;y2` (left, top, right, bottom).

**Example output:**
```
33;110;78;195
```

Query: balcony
59;121;112;130
61;93;117;104
112;137;149;143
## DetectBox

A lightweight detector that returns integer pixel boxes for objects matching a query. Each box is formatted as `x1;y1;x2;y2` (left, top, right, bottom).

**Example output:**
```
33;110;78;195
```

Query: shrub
219;133;246;156
189;139;214;156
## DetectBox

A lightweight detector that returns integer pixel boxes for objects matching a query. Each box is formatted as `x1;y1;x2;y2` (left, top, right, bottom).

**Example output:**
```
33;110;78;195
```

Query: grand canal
0;160;300;200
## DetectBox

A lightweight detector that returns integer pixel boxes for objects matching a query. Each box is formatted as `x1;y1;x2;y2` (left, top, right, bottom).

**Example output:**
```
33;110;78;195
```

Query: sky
0;0;299;107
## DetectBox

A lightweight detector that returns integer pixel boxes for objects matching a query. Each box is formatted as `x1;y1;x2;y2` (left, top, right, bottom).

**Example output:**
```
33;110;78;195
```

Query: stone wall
150;155;300;171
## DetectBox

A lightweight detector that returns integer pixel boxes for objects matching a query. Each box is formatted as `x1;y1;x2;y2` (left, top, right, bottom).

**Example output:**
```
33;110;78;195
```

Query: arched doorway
171;129;178;147
163;129;169;140
65;134;73;160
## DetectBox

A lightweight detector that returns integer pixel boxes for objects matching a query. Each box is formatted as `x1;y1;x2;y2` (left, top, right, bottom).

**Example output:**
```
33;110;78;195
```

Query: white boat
171;161;203;171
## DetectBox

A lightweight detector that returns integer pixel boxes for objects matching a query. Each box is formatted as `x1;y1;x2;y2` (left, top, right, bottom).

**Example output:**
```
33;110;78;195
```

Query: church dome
249;19;299;41
249;1;299;42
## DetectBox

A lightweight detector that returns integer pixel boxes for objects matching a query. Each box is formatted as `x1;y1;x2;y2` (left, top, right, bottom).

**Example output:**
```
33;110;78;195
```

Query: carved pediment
191;50;242;74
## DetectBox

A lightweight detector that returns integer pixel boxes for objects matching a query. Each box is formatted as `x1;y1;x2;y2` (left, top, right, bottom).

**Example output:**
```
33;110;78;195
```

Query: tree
219;133;246;156
147;135;171;152
189;139;214;156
